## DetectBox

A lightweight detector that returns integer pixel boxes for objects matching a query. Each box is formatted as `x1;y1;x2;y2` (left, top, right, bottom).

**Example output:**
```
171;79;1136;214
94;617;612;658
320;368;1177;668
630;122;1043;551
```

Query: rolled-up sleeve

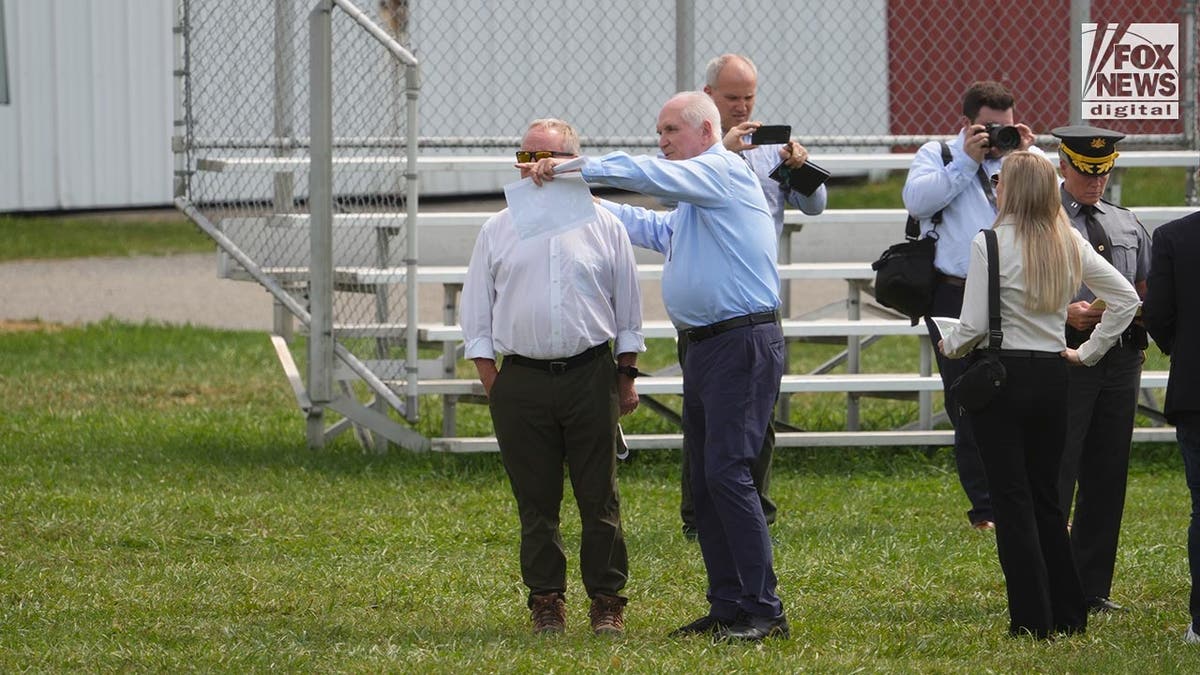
606;214;645;356
1075;232;1141;365
460;221;497;360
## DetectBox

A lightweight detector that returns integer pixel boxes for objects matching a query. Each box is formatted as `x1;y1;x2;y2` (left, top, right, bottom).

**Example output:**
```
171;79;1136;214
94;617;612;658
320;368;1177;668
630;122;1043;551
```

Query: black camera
984;123;1021;152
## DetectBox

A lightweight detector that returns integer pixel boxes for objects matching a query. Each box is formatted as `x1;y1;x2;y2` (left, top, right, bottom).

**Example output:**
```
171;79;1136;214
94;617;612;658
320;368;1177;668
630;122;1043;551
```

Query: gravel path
0;253;276;331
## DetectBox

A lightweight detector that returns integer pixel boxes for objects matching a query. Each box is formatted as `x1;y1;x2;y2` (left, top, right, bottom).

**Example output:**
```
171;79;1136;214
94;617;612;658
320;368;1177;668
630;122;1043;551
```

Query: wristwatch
616;365;641;379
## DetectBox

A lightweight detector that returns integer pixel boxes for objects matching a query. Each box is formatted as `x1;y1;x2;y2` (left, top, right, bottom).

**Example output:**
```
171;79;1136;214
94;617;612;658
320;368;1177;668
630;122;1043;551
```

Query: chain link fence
409;0;1196;150
175;0;1197;446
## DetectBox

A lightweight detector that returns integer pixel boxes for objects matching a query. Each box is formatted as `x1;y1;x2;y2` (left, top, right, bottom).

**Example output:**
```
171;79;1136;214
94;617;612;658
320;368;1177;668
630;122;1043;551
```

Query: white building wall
0;0;173;212
0;0;887;211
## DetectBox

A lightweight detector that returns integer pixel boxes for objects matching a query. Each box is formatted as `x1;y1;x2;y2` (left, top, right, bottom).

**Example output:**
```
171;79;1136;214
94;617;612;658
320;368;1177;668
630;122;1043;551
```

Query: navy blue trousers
925;279;993;524
682;321;785;620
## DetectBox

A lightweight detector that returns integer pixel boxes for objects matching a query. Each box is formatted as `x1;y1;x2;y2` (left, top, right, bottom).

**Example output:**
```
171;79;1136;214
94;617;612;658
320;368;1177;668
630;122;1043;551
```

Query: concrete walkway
0;252;851;331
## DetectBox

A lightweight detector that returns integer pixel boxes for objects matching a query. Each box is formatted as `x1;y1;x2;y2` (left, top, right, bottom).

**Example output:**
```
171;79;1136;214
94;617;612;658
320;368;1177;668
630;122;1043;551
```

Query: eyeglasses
989;174;1001;187
515;150;574;163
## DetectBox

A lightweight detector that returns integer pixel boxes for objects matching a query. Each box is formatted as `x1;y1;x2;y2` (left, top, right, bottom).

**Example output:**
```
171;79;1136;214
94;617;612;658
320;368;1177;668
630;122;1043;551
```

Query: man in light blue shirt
902;80;1044;531
524;91;788;642
666;53;828;539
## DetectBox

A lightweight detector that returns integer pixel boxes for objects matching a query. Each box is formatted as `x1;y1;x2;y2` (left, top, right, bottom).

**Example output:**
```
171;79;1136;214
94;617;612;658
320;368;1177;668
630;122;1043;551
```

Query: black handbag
871;142;951;325
949;229;1007;413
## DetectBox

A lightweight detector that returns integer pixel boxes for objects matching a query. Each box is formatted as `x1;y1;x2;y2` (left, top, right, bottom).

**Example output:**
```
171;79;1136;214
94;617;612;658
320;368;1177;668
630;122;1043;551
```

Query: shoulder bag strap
905;141;954;240
983;228;1002;349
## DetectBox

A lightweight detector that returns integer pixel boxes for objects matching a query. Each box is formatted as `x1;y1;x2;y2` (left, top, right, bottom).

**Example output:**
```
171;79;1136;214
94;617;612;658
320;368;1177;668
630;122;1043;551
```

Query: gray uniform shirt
1061;187;1151;302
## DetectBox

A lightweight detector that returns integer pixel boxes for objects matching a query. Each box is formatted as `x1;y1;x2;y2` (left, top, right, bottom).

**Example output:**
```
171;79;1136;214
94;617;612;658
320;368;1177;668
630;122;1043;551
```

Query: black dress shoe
717;612;790;642
668;613;732;637
1087;596;1125;613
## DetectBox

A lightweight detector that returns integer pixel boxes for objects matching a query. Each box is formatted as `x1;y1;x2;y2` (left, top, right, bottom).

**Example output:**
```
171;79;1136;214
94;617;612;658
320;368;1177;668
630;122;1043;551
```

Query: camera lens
986;123;1021;152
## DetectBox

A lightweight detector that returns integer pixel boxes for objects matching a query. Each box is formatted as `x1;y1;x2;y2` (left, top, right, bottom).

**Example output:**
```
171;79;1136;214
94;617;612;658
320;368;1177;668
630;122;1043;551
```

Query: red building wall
887;0;1187;137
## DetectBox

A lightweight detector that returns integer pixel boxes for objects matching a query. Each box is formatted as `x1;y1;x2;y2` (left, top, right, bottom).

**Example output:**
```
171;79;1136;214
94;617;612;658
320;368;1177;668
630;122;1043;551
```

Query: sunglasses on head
989;174;1001;187
515;150;574;163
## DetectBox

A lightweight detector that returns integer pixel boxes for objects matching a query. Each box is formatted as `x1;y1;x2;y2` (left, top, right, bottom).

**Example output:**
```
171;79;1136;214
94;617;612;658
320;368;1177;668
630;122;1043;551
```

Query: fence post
1183;0;1199;205
675;0;694;92
273;0;297;342
1069;0;1091;125
308;0;335;448
405;62;422;422
172;1;189;201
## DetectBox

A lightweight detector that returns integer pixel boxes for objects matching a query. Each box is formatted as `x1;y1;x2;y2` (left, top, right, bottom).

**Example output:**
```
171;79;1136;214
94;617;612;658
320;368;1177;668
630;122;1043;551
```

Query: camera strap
976;166;998;211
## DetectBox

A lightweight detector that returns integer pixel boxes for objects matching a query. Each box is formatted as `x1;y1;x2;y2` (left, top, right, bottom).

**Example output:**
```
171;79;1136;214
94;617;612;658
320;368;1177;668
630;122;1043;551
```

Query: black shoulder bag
871;142;952;325
949;228;1007;413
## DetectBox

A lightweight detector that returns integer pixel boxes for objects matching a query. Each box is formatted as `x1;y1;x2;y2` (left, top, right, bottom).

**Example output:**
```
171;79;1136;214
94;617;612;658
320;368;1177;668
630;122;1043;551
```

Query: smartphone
750;125;791;145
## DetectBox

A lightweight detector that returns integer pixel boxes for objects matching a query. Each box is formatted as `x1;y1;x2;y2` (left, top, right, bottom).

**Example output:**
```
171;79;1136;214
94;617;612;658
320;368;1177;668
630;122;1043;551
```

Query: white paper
503;173;595;240
932;316;961;339
615;423;629;460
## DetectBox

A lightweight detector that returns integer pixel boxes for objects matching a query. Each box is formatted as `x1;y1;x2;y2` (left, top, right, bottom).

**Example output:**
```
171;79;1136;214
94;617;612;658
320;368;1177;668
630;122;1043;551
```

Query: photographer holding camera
902;80;1043;532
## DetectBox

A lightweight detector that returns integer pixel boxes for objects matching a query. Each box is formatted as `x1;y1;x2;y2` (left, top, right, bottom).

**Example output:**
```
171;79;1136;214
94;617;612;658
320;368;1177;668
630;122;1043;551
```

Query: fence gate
174;0;426;451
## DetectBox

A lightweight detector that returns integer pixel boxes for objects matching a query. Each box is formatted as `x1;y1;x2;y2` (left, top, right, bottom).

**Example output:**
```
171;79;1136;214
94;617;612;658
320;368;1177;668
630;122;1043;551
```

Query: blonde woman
939;151;1139;638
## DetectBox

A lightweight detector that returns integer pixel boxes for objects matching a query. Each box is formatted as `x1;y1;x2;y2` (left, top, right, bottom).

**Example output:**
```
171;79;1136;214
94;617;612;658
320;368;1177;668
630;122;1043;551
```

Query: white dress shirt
941;221;1140;366
461;207;645;361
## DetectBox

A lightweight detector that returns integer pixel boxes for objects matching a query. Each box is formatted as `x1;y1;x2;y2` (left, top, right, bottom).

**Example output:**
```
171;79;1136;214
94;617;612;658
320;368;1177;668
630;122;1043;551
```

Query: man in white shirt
460;118;645;636
672;53;828;538
903;80;1043;531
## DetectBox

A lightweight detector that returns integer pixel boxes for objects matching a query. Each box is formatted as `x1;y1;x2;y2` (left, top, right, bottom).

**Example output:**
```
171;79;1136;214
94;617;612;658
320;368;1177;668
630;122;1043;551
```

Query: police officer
1053;125;1150;614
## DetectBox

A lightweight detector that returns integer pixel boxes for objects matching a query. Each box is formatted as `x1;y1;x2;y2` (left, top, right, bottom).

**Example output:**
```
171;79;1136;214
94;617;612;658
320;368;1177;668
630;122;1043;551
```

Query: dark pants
1059;345;1142;600
970;355;1086;638
1178;420;1200;631
925;279;993;524
488;348;628;605
678;331;776;531
684;321;785;620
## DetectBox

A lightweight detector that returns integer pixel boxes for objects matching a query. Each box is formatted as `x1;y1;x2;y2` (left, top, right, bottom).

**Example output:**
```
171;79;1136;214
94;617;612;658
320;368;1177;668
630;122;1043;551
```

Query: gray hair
525;118;581;154
704;53;757;88
670;92;722;144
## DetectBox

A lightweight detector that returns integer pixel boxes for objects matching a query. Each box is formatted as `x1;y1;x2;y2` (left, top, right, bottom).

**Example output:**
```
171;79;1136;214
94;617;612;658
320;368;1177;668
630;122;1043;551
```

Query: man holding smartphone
668;53;828;540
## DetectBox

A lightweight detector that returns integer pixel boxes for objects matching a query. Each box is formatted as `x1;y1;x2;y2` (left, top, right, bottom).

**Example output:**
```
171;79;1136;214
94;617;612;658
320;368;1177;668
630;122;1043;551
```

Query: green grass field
1;169;1197;671
1;321;1198;672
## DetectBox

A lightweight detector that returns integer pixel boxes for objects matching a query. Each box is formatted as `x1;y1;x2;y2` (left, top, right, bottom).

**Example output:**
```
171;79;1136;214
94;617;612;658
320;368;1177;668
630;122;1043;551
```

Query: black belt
505;343;609;375
994;349;1062;360
936;273;966;287
680;310;780;343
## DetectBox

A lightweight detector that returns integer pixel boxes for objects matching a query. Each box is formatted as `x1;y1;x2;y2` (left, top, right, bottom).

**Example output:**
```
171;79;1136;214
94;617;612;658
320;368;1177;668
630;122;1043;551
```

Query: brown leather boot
589;593;627;635
529;592;566;634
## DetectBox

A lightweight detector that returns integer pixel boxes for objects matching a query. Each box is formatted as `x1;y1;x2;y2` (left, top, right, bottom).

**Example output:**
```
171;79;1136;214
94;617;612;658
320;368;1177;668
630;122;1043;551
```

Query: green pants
489;348;628;604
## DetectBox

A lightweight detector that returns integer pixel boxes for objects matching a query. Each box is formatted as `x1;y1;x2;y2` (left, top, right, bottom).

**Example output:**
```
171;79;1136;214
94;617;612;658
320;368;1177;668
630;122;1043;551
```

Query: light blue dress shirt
581;143;780;329
743;143;827;239
902;131;1047;278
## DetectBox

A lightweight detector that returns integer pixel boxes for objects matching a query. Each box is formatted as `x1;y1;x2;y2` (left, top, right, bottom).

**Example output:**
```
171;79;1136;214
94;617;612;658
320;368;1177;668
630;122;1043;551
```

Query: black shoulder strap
905;141;953;240
983;228;1003;349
